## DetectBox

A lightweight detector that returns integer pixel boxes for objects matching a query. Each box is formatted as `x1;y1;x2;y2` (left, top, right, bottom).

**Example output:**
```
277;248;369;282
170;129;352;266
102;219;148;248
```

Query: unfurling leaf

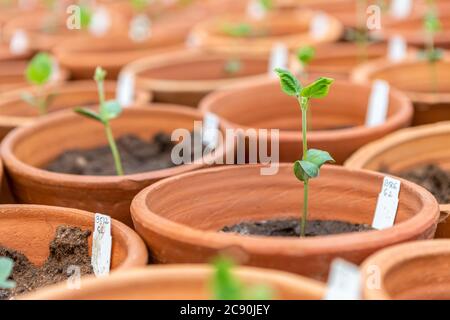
301;77;334;99
94;66;107;82
0;257;16;289
100;100;122;121
274;68;302;97
293;149;335;182
25;52;53;85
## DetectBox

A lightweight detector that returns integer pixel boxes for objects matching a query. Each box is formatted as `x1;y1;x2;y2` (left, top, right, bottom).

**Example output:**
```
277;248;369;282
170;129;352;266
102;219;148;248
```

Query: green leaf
305;149;335;167
212;257;243;300
274;68;302;97
0;257;16;289
297;46;315;65
100;100;122;121
293;149;334;182
301;77;334;99
25;53;53;86
424;11;441;33
94;66;107;82
74;107;102;122
79;5;92;29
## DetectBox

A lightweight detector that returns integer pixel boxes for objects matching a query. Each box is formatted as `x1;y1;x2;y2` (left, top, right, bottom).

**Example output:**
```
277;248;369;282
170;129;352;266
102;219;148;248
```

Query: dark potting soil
382;164;450;203
221;219;373;237
45;132;202;176
0;226;93;300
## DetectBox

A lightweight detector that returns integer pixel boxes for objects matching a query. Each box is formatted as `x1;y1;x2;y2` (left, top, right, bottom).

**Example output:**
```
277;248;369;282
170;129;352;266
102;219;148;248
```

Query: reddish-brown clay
21;264;326;300
345;122;450;238
361;240;450;300
130;164;439;280
0;204;147;270
0;80;151;142
352;57;450;125
126;50;271;107
1;106;228;226
190;10;343;55
199;78;413;164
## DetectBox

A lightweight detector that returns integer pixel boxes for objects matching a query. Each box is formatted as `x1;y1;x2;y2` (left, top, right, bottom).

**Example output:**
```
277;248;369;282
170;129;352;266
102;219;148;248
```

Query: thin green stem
36;86;47;116
298;97;309;237
104;121;124;176
301;180;309;237
301;99;308;160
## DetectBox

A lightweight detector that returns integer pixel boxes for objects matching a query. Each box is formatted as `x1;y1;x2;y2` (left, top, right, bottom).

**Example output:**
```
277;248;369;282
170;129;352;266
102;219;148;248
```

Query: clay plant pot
199;78;413;164
125;50;271;107
190;10;343;55
361;240;450;300
0;204;148;272
352;56;450;125
0;80;152;141
131;164;439;280
345;122;450;239
1;106;228;226
21;264;325;300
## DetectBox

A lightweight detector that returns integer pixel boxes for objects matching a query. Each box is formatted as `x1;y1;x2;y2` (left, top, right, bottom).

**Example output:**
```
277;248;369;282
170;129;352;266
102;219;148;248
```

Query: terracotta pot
21;264;325;300
361;240;450;300
131;164;439;280
345;122;450;238
126;50;271;107
1;106;228;226
0;80;151;142
352;56;450;125
199;78;413;164
0;43;32;63
190;10;343;55
0;204;148;272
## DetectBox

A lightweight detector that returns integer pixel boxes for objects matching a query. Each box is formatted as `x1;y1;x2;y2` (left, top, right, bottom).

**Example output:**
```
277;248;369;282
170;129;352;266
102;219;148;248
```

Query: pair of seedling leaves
275;68;335;182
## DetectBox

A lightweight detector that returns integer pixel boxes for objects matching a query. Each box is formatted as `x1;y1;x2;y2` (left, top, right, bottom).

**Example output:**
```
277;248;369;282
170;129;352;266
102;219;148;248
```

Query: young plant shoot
74;67;125;176
21;52;55;116
422;0;442;93
212;256;272;300
296;46;315;78
0;257;16;290
275;68;335;237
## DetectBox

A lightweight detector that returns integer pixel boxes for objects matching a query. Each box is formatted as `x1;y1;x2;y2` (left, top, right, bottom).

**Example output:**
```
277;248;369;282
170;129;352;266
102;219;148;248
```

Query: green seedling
224;59;242;75
211;256;272;300
275;68;335;237
296;46;315;78
79;4;93;29
0;257;16;290
21;52;55;116
74;67;124;176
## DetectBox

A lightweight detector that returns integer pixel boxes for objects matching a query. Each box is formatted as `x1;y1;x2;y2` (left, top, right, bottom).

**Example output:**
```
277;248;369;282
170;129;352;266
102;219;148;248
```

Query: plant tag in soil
365;80;390;127
268;42;288;76
388;35;407;62
310;12;329;40
89;6;111;37
390;0;412;20
247;0;266;20
116;71;135;107
203;112;219;149
372;176;401;230
129;14;152;42
9;29;29;55
324;259;361;300
91;213;112;277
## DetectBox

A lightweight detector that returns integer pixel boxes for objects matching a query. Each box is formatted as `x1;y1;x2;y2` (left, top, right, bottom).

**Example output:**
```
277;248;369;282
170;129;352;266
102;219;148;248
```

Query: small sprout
22;52;54;115
275;68;335;237
79;5;93;29
222;23;253;37
422;2;443;63
211;256;272;300
297;46;315;68
224;59;242;75
0;257;16;290
74;67;124;176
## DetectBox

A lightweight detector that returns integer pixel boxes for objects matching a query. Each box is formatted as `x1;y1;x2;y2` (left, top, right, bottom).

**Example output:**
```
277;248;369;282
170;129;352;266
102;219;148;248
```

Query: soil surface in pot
222;219;373;237
0;226;93;300
383;164;449;203
46;132;202;175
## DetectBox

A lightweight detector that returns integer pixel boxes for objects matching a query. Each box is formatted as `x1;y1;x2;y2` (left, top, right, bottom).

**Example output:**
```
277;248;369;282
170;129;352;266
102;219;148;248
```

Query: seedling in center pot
275;68;335;237
74;67;125;176
0;257;16;290
296;46;315;78
21;52;55;116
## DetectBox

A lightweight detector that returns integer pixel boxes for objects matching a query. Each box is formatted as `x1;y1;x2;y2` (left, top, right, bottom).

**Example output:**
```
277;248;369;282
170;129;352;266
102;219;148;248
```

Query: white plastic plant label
116;71;135;107
9;29;29;55
89;6;111;37
324;259;361;300
186;32;202;49
310;12;329;40
202;112;220;148
388;35;407;62
91;213;112;277
247;0;266;20
390;0;412;20
50;57;61;82
268;42;288;76
372;176;401;230
365;80;390;127
129;14;152;42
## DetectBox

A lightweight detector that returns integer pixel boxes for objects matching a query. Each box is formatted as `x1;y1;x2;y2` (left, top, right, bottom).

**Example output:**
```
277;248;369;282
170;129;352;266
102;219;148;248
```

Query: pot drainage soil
46;132;202;175
0;226;93;300
222;219;373;237
382;164;449;203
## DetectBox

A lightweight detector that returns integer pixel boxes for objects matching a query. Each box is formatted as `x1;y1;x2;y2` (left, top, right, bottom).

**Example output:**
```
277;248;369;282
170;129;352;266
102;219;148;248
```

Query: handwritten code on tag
372;176;401;230
91;213;112;277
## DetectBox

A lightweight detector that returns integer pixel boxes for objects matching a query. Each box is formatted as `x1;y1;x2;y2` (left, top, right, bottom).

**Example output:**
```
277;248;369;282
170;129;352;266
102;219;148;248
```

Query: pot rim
0;204;148;269
131;164;439;255
361;239;450;300
0;105;226;187
198;77;414;142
